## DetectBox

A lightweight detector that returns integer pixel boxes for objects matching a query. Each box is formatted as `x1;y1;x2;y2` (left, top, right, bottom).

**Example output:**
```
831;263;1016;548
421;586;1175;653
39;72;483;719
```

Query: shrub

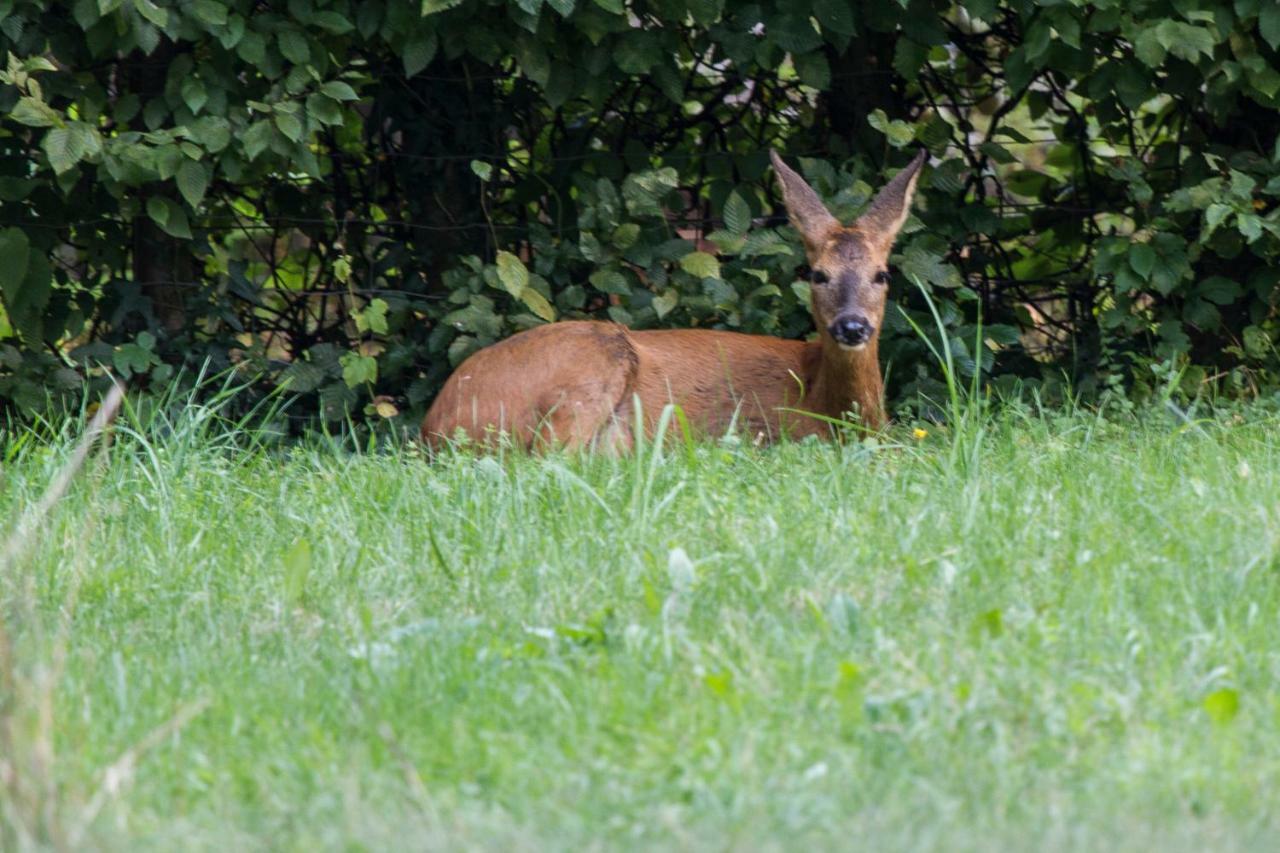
1;0;1278;425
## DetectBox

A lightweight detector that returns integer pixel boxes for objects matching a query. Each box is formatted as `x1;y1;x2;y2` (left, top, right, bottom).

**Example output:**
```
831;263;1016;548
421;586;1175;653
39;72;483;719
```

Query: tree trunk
821;31;905;167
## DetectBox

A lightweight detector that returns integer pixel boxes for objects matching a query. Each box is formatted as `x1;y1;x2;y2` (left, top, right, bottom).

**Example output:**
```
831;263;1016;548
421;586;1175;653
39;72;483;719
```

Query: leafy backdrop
2;0;1279;426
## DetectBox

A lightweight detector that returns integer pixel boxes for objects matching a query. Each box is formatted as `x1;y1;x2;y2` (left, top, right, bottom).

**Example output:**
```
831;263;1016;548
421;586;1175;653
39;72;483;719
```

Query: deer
421;148;927;451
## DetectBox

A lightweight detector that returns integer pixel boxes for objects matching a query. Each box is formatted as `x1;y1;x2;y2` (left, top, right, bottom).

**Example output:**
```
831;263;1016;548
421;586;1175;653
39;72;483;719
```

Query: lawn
2;400;1279;850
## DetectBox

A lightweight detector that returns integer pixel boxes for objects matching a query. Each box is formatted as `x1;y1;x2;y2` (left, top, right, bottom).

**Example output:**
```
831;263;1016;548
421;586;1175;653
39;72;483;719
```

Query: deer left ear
770;150;840;255
857;148;928;245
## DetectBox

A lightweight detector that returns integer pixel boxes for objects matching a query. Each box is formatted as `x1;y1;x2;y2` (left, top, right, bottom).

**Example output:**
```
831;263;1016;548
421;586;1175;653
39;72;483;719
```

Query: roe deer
422;148;927;451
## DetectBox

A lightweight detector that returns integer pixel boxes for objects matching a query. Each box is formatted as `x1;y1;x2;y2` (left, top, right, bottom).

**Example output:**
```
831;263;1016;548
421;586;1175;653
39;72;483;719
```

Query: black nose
829;316;873;346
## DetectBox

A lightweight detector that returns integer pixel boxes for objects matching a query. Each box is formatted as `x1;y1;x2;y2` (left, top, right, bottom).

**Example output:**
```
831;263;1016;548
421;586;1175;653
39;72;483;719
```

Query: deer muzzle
829;315;874;349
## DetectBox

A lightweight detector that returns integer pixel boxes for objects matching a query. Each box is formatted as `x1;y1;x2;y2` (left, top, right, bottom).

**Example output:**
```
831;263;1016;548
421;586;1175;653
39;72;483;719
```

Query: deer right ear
770;151;839;254
857;148;928;249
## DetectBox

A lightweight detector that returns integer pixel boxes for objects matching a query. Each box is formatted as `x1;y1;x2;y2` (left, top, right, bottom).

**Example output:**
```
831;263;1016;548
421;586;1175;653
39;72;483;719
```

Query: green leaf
652;290;678;318
1005;170;1049;197
146;196;192;238
813;0;855;36
1115;61;1153;109
589;269;629;294
7;251;51;344
180;76;208;114
622;167;678;216
113;339;159;378
612;223;639;249
1249;65;1280;100
979;141;1017;165
901;243;961;288
547;0;575;16
0;227;32;307
22;56;57;73
340;351;378;387
354;298;389;335
614;32;661;75
403;31;438;77
1165;23;1216;63
74;0;102;28
868;109;915;148
278;30;311;65
649;60;684;104
579;232;605;263
1203;688;1239;725
1238;213;1264;242
133;0;168;27
312;11;353;34
274;111;303;142
680;251;721;279
1150;260;1184;294
1197;276;1242;305
1024;21;1051;63
686;0;721;26
176;159;209;208
1183;297;1220;329
741;230;790;258
43;127;84;174
10;96;61;127
73;123;103;159
592;0;624;13
892;37;930;81
242;120;273;160
320;81;359;101
495;251;530;297
519;286;557;322
237;31;266;64
280;360;328;393
1264;5;1280;51
769;13;823;53
306;92;343;125
1204;203;1234;234
1243;325;1271;358
1128;243;1156;279
134;17;161;54
422;0;463;14
794;52;830;89
515;35;551;85
723;190;751;235
444;295;502;337
190;0;228;25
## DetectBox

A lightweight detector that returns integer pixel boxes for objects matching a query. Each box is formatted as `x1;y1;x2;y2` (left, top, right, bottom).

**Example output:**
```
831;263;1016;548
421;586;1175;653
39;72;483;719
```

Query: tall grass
3;372;1280;850
897;274;993;476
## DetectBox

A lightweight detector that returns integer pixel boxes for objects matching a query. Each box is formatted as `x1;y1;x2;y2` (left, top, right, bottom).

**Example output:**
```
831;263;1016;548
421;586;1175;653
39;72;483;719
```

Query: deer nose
829;316;873;347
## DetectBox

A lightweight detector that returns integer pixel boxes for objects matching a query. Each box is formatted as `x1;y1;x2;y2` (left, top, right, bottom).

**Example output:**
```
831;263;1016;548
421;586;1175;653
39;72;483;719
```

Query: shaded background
1;0;1279;427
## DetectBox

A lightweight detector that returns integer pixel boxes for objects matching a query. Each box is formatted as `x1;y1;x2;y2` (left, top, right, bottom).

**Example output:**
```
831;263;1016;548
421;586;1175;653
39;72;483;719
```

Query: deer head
771;149;927;351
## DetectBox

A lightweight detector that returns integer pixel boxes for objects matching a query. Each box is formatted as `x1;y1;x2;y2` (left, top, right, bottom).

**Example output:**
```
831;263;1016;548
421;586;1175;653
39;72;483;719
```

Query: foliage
2;0;1280;424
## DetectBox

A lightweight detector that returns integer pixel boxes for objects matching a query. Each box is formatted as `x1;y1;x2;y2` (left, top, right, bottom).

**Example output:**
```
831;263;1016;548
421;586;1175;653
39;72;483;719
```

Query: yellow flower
913;427;928;440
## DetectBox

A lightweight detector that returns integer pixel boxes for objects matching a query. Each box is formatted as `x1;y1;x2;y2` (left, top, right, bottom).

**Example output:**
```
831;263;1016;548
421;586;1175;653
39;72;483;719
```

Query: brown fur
421;149;926;451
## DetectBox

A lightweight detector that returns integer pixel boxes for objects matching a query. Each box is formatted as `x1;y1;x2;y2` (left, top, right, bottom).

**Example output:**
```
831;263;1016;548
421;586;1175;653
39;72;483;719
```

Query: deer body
422;149;925;451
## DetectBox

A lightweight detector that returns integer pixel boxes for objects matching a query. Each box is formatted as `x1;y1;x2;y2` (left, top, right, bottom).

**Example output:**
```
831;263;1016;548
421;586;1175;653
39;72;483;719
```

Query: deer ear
770;150;839;253
857;148;927;246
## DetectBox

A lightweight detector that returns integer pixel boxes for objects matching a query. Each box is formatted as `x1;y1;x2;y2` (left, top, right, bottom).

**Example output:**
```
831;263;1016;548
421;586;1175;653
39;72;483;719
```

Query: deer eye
873;270;891;286
810;270;830;285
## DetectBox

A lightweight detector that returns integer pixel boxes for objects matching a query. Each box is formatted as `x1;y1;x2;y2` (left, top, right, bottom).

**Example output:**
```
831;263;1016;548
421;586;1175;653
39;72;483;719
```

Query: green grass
3;399;1280;850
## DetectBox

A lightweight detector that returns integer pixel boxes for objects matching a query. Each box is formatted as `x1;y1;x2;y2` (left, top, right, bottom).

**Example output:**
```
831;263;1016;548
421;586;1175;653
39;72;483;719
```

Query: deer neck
806;336;885;429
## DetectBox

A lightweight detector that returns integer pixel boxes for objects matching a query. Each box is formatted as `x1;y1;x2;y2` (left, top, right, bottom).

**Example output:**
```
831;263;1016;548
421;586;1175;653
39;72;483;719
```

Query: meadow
2;394;1279;850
